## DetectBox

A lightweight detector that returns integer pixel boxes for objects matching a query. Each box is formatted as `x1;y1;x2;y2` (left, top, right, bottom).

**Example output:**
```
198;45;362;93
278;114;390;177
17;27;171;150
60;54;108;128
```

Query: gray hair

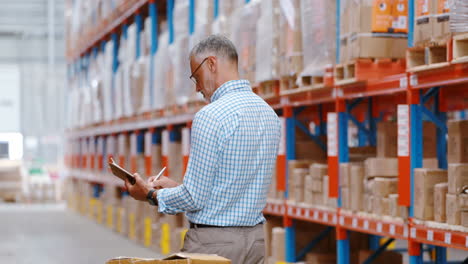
189;35;238;64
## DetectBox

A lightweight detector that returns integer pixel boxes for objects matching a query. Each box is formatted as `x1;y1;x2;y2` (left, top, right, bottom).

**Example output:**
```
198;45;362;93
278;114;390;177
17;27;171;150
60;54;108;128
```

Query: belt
189;222;264;229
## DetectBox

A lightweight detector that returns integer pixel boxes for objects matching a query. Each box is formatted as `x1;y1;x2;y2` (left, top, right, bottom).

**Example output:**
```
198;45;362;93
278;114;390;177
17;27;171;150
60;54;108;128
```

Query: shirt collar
210;79;251;103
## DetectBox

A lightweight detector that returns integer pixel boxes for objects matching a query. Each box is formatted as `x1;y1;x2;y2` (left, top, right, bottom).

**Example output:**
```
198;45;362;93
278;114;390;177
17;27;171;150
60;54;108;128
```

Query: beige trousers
181;224;265;264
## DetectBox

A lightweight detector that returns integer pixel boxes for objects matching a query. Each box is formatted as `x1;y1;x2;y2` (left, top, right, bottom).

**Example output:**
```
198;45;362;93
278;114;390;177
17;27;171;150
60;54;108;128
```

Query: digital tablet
108;158;136;185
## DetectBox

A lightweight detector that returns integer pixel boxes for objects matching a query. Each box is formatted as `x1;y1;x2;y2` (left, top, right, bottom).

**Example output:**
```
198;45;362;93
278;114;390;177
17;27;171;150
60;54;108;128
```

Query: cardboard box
358;250;403;264
414;0;436;46
423;122;437;158
311;179;323;193
296;140;327;162
460;194;468;210
312;192;324;206
372;177;398;197
305;252;336;264
305;175;314;192
350;164;365;211
309;163;328;179
106;253;231;264
304;189;314;205
461;211;468;227
323;176;330;205
293;168;309;187
340;163;351;187
423;158;439;169
365;158;399;178
377;122;397;157
434;182;448;222
446;193;461;225
373;196;382;215
342;187;350;209
389;194;400;217
414;169;448;220
448;120;468;163
294;186;304;203
448;163;468;194
271;227;285;263
348;35;407;60
432;0;451;43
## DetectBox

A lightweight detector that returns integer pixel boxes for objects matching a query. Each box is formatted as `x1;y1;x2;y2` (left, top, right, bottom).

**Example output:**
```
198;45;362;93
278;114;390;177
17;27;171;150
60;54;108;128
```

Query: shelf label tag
444;233;451;244
404;226;409;237
364;220;369;230
411;228;416;238
333;215;337;224
327;113;338;157
410;74;418;86
340;216;344;226
322;213;327;222
427;230;434;241
305;209;310;218
144;131;152;156
377;223;383;233
397;105;410;156
288;207;293;215
314;211;319;220
400;77;407;88
390;224;396;235
352;218;358;228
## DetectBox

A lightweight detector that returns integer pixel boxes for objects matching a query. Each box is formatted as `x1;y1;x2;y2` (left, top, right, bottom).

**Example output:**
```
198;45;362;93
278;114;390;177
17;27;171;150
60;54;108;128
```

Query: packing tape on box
144;217;152;247
129;213;136;240
107;205;114;229
160;223;171;255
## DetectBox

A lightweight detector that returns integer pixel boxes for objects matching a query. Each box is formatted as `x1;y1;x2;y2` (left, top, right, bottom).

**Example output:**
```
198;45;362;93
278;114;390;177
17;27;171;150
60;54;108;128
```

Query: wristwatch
147;189;158;206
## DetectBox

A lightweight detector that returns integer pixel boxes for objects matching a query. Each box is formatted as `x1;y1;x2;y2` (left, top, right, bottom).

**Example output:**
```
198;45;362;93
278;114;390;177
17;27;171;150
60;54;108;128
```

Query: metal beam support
336;0;341;63
296;227;333;261
421;87;440;104
348;114;372;139
369;235;381;251
435;246;447;264
368;97;377;146
167;0;174;44
294;106;307;116
149;1;158;55
410;104;423;217
214;0;219;19
347;97;365;112
408;0;415;47
434;91;448;170
285;109;296;263
135;13;142;59
189;0;195;35
294;120;327;152
363;238;395;264
317;104;326;136
421;107;448;134
460;110;466;120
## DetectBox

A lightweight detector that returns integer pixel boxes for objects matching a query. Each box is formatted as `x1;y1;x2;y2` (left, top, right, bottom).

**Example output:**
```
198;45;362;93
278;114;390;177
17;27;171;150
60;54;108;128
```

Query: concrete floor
0;203;161;264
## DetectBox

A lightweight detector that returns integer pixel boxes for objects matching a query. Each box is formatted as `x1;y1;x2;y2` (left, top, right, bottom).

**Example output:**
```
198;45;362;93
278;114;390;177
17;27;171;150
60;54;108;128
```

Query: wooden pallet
407;43;450;72
334;58;406;86
452;33;468;64
280;75;299;92
255;80;279;98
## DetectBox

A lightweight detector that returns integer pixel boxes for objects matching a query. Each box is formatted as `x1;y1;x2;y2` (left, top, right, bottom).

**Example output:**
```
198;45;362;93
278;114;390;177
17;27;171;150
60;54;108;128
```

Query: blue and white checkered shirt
157;79;280;226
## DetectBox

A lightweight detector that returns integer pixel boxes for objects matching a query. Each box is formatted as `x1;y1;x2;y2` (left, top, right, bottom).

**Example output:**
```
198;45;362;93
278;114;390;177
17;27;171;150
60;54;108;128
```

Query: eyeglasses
189;57;209;85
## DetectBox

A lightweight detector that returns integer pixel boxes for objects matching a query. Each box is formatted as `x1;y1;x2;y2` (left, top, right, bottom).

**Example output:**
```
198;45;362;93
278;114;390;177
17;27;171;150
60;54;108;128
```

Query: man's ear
208;56;217;73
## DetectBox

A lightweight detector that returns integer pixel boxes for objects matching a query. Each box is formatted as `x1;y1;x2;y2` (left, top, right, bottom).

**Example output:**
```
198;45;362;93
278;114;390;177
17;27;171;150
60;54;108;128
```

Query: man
124;35;280;263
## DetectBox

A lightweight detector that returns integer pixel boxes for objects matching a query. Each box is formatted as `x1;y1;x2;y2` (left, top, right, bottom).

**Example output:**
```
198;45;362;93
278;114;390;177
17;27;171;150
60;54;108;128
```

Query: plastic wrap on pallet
174;0;190;37
153;30;170;110
230;0;261;83
212;1;234;35
103;41;114;122
89;55;104;124
255;0;280;83
278;0;303;78
300;0;336;77
450;0;468;33
130;56;147;113
173;36;191;106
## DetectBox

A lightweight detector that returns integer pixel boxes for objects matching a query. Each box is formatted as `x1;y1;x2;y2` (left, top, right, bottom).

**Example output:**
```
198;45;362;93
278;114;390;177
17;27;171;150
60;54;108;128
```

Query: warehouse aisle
0;203;160;264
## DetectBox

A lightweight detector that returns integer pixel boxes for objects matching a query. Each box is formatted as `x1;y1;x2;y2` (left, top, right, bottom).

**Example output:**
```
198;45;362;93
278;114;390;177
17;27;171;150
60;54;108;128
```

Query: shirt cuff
157;188;168;213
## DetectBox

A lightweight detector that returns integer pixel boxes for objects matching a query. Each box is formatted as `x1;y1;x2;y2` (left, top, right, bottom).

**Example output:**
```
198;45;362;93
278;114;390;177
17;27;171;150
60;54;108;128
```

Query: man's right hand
147;176;180;189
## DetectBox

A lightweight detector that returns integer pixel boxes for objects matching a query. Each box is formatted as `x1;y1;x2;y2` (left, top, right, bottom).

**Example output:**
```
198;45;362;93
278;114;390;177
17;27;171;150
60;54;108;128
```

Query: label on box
327;113;338;157
398;105;410;156
437;0;449;14
145;131;152;156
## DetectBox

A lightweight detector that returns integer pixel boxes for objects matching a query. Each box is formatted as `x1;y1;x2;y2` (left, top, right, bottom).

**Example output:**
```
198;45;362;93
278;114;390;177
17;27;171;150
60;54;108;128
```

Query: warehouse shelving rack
66;0;468;263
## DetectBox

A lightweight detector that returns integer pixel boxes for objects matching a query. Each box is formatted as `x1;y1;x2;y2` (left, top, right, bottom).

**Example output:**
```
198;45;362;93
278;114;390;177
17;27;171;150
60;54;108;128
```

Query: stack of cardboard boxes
340;0;408;63
0;160;23;202
414;0;451;46
446;120;468;227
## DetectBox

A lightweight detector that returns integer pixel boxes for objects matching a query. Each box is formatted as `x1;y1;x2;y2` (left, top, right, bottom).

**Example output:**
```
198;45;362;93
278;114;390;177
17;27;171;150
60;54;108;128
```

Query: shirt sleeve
157;110;224;215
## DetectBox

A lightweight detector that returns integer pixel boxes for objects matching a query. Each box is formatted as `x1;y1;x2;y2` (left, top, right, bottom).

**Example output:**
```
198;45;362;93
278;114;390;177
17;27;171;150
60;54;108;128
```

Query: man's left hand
125;173;151;201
